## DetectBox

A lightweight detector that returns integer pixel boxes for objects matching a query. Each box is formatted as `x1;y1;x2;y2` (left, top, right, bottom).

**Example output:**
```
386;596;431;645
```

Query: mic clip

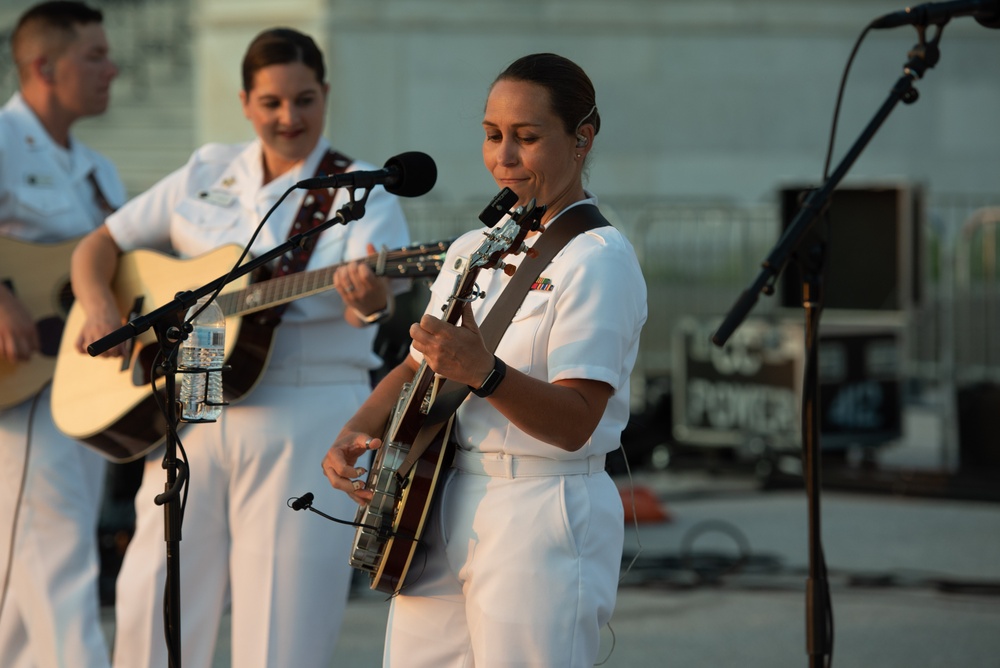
287;491;394;540
289;492;315;512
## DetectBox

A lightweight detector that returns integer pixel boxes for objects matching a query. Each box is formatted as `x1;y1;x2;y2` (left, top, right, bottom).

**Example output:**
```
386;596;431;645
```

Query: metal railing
402;191;1000;394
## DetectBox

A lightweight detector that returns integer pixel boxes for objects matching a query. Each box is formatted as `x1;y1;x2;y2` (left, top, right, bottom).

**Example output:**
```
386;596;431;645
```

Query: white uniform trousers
112;372;366;668
0;385;110;668
383;465;624;667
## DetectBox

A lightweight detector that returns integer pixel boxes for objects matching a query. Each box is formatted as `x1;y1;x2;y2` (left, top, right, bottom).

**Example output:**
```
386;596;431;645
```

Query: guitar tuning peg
503;264;517;277
524;247;538;259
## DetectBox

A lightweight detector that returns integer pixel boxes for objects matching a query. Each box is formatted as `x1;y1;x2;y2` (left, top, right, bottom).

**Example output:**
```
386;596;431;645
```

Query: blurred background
2;1;998;661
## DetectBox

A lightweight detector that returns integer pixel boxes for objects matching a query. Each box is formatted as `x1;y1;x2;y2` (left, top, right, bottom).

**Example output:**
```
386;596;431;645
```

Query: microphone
871;0;1000;28
286;491;391;537
478;187;520;228
296;151;437;198
290;492;314;511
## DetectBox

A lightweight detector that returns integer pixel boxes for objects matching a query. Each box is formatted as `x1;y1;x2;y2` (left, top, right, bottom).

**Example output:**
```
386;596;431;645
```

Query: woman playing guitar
69;28;411;668
323;53;648;667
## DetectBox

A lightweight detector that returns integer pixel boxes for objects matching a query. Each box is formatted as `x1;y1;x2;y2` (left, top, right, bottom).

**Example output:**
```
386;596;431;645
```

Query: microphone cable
287;490;429;602
286;492;413;543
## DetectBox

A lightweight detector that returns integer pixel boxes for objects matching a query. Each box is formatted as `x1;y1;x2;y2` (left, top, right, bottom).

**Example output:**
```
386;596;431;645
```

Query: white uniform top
105;137;410;378
0;94;123;668
0;93;125;241
414;196;648;459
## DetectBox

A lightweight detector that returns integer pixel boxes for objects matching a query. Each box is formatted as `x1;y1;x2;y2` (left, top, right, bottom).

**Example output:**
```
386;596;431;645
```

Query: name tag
25;173;55;187
197;189;236;207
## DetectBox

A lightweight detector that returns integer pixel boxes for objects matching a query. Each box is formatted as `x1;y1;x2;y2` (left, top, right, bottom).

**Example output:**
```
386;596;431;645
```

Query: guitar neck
386;263;482;443
215;263;343;318
214;243;445;319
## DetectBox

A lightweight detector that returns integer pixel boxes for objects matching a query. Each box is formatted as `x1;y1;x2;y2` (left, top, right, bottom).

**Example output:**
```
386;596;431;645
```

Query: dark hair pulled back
241;27;325;93
493;53;600;139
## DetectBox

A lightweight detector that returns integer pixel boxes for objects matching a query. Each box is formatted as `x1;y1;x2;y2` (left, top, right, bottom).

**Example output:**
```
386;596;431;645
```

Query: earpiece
575;134;588;148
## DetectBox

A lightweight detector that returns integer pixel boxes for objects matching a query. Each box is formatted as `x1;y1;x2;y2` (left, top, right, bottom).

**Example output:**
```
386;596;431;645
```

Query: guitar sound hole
36;317;64;357
57;280;74;316
134;345;160;386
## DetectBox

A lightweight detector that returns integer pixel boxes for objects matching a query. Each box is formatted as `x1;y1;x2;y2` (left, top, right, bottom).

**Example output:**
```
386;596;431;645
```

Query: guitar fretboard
214;242;449;318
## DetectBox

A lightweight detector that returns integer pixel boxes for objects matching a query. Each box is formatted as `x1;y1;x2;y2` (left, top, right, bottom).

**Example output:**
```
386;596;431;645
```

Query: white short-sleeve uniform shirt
105;137;410;377
0;93;125;241
413;197;647;458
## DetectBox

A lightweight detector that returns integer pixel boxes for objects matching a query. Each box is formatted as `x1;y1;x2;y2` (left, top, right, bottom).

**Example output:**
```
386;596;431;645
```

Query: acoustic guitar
0;237;77;409
52;240;450;463
350;190;544;594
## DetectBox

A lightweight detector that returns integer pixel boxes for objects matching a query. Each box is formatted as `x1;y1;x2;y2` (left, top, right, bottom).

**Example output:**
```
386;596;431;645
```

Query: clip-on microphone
287;492;396;539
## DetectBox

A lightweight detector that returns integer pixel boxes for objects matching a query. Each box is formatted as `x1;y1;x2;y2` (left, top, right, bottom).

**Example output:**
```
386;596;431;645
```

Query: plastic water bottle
178;296;226;422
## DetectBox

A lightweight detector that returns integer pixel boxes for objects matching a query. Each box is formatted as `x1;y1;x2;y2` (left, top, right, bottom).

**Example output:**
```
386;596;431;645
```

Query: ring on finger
345;284;355;293
364;436;373;448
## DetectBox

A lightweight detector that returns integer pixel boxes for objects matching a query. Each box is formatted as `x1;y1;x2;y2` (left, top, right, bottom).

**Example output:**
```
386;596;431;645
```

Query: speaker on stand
775;183;922;468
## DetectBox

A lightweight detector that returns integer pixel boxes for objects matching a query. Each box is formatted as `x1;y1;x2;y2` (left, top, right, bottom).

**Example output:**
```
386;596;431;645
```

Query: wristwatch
353;294;394;325
470;355;506;398
356;306;393;325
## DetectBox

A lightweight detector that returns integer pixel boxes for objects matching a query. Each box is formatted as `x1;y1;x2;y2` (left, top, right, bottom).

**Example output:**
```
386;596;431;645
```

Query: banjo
349;189;545;594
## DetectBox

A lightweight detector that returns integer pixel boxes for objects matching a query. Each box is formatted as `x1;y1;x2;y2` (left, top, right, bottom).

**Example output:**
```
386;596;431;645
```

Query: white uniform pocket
510;291;550;322
170;196;241;255
496;291;551;367
12;182;75;221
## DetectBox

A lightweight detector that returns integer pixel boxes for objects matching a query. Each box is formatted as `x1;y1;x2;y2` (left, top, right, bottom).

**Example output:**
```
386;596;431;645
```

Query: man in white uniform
0;3;124;667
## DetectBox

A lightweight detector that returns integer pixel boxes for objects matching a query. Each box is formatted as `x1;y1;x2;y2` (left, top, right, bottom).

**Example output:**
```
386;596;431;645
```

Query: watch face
473;356;505;397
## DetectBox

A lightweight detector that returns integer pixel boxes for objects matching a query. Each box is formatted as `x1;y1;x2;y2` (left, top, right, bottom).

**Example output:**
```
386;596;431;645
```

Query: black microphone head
383;152;437;198
290;492;314;511
479;187;519;228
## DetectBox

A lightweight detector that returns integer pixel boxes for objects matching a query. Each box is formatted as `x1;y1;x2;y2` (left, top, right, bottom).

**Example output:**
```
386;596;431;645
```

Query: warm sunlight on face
482;79;583;219
240;61;328;181
52;22;117;119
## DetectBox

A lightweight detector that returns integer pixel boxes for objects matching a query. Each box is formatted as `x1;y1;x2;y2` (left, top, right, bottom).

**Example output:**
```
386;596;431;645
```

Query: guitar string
219;245;448;316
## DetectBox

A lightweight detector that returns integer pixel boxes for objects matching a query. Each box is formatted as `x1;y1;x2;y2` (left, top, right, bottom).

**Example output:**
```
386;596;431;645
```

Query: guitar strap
256;149;352;324
397;203;610;477
87;171;117;217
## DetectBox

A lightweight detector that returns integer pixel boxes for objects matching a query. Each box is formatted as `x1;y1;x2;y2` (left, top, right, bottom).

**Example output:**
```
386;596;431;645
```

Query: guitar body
352;408;455;594
51;240;449;463
52;245;250;462
0;237;77;409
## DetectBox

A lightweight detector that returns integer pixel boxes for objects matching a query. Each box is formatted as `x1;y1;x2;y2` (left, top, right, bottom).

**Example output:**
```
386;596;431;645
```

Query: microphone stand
711;26;944;668
86;193;370;668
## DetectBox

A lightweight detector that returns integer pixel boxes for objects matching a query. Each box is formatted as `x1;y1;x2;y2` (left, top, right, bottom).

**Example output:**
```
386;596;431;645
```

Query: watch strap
470;355;506;398
354;305;393;325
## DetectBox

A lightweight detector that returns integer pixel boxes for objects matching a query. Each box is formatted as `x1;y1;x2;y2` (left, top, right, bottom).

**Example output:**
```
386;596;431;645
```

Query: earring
575;153;581;159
